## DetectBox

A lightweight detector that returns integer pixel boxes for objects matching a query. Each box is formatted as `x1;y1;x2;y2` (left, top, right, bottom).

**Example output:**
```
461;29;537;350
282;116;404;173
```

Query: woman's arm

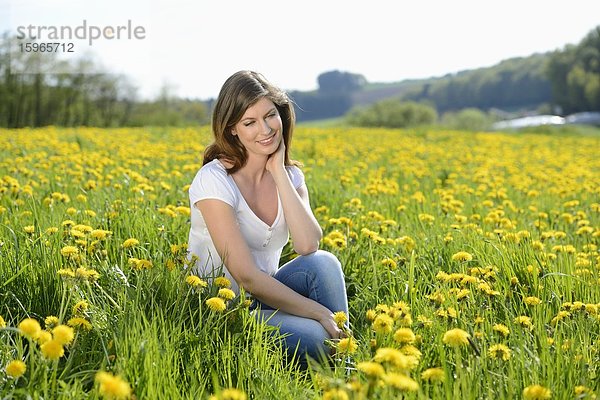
266;141;322;255
196;199;341;338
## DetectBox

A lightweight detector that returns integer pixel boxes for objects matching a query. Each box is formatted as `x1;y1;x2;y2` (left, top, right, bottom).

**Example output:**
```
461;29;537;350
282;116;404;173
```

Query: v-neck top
187;159;305;294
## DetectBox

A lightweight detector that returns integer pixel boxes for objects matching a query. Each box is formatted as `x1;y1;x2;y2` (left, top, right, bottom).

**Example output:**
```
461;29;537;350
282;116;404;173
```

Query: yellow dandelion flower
95;371;132;400
217;288;236;301
393;328;416;344
206;297;227;312
58;268;76;278
41;339;65;360
365;309;377;321
5;360;26;378
75;267;100;281
383;372;419;391
523;384;552;400
53;325;75;345
514;316;534;331
44;315;59;328
337;337;358;354
488;344;511;361
524;296;542;306
73;300;89;314
186;275;208;288
374;347;417;370
37;330;52;345
333;311;348;328
492;324;510;337
322;388;349;400
18;318;41;339
372;314;394;335
122;238;139;248
442;328;470;347
356;361;385;378
421;367;445;382
214;276;231;288
60;245;79;257
0;315;6;328
68;317;92;331
451;251;473;262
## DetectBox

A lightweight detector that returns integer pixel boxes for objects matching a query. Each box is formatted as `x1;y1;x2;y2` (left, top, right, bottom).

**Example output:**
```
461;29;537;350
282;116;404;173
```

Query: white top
187;159;305;294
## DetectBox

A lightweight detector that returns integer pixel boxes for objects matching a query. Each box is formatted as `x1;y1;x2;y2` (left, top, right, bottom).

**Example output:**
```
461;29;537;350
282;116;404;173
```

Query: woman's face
232;97;283;158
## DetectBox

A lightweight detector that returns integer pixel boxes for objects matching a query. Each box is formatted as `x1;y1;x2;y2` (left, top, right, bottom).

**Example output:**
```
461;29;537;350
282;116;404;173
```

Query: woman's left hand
266;135;285;174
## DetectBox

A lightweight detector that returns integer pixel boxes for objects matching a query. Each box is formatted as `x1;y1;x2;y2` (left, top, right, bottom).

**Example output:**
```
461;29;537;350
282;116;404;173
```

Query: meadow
0;125;599;399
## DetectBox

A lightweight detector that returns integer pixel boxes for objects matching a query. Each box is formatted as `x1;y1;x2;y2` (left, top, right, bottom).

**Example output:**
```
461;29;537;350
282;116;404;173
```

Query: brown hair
203;70;300;173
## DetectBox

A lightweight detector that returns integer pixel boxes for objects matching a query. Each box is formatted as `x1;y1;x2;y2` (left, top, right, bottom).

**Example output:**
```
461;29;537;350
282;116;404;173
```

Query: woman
187;70;349;366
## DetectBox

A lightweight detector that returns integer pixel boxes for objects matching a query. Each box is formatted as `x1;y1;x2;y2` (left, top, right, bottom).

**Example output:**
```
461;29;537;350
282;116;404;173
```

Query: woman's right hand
318;313;346;340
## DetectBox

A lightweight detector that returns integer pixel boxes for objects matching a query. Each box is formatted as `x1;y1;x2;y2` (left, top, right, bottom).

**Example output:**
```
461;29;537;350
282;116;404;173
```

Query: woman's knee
308;250;344;278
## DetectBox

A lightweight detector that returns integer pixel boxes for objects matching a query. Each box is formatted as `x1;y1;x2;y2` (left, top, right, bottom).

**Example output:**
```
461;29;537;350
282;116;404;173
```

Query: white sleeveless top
187;159;305;294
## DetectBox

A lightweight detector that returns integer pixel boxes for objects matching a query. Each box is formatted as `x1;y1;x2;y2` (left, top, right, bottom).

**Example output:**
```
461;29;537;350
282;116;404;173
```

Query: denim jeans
253;250;348;366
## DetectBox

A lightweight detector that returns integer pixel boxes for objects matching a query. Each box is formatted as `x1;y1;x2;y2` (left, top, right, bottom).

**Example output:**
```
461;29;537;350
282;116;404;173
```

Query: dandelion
374;347;417;370
68;317;92;330
186;275;208;289
381;258;397;269
209;388;247;400
337;337;358;354
442;328;470;347
218;288;236;301
421;367;445;382
0;315;5;328
23;225;35;234
73;300;89;314
95;371;132;400
322;388;349;400
41;339;65;360
60;245;79;257
524;296;542;306
488;344;511;361
5;360;26;378
492;324;510;337
58;268;76;278
214;276;231;288
122;238;139;248
53;325;75;345
393;328;416;344
333;311;348;328
75;267;100;281
356;361;385;378
523;384;552;400
372;314;394;335
514;316;534;331
451;251;473;262
44;315;59;328
37;330;52;345
383;372;419;391
18;318;41;339
206;297;227;313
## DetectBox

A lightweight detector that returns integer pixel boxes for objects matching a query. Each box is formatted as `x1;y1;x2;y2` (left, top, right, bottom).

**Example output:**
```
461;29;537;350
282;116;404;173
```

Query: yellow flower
206;297;227;313
73;300;89;314
393;328;416;344
524;296;542;306
53;325;75;345
421;367;445;382
37;330;53;345
322;388;349;400
18;318;41;339
186;275;208;289
60;245;79;256
492;324;510;337
374;347;417;370
122;238;139;248
442;328;470;347
214;276;231;288
523;384;552;400
44;315;59;328
383;372;419;391
451;251;473;262
5;360;26;378
514;316;534;331
488;344;511;361
68;317;93;331
337;337;358;354
333;311;348;328
41;339;65;360
23;225;35;234
95;371;132;400
0;315;6;328
372;314;394;335
218;288;236;301
356;361;385;378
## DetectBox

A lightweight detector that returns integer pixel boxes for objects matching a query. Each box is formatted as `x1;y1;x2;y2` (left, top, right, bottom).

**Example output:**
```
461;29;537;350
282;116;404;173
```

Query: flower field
1;126;599;399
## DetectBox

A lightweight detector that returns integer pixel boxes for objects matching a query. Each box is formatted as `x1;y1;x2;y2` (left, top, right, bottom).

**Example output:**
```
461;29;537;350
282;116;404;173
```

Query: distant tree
317;70;366;93
441;108;495;131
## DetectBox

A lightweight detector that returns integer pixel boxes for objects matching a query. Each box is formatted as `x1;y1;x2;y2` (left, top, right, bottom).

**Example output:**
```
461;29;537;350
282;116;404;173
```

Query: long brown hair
203;71;300;173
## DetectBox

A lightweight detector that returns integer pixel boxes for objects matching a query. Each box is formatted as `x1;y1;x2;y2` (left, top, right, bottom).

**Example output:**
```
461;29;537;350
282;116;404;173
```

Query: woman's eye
244;121;254;126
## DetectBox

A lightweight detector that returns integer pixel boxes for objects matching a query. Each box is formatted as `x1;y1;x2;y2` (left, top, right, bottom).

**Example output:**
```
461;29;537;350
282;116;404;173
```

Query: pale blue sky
2;0;599;100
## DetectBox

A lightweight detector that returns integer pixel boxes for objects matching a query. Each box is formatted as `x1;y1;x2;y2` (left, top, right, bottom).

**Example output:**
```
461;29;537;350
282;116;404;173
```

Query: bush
441;108;495;131
346;99;437;128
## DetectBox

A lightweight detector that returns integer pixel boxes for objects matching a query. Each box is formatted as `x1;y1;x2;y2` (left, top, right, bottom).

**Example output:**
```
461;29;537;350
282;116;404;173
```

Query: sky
2;0;599;101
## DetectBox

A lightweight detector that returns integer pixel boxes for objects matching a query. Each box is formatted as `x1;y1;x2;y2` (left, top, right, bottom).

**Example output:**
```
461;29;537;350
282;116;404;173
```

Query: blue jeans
253;250;348;366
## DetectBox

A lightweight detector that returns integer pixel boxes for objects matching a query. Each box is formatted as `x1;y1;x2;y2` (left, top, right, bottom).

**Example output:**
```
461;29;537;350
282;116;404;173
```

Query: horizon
2;0;599;101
